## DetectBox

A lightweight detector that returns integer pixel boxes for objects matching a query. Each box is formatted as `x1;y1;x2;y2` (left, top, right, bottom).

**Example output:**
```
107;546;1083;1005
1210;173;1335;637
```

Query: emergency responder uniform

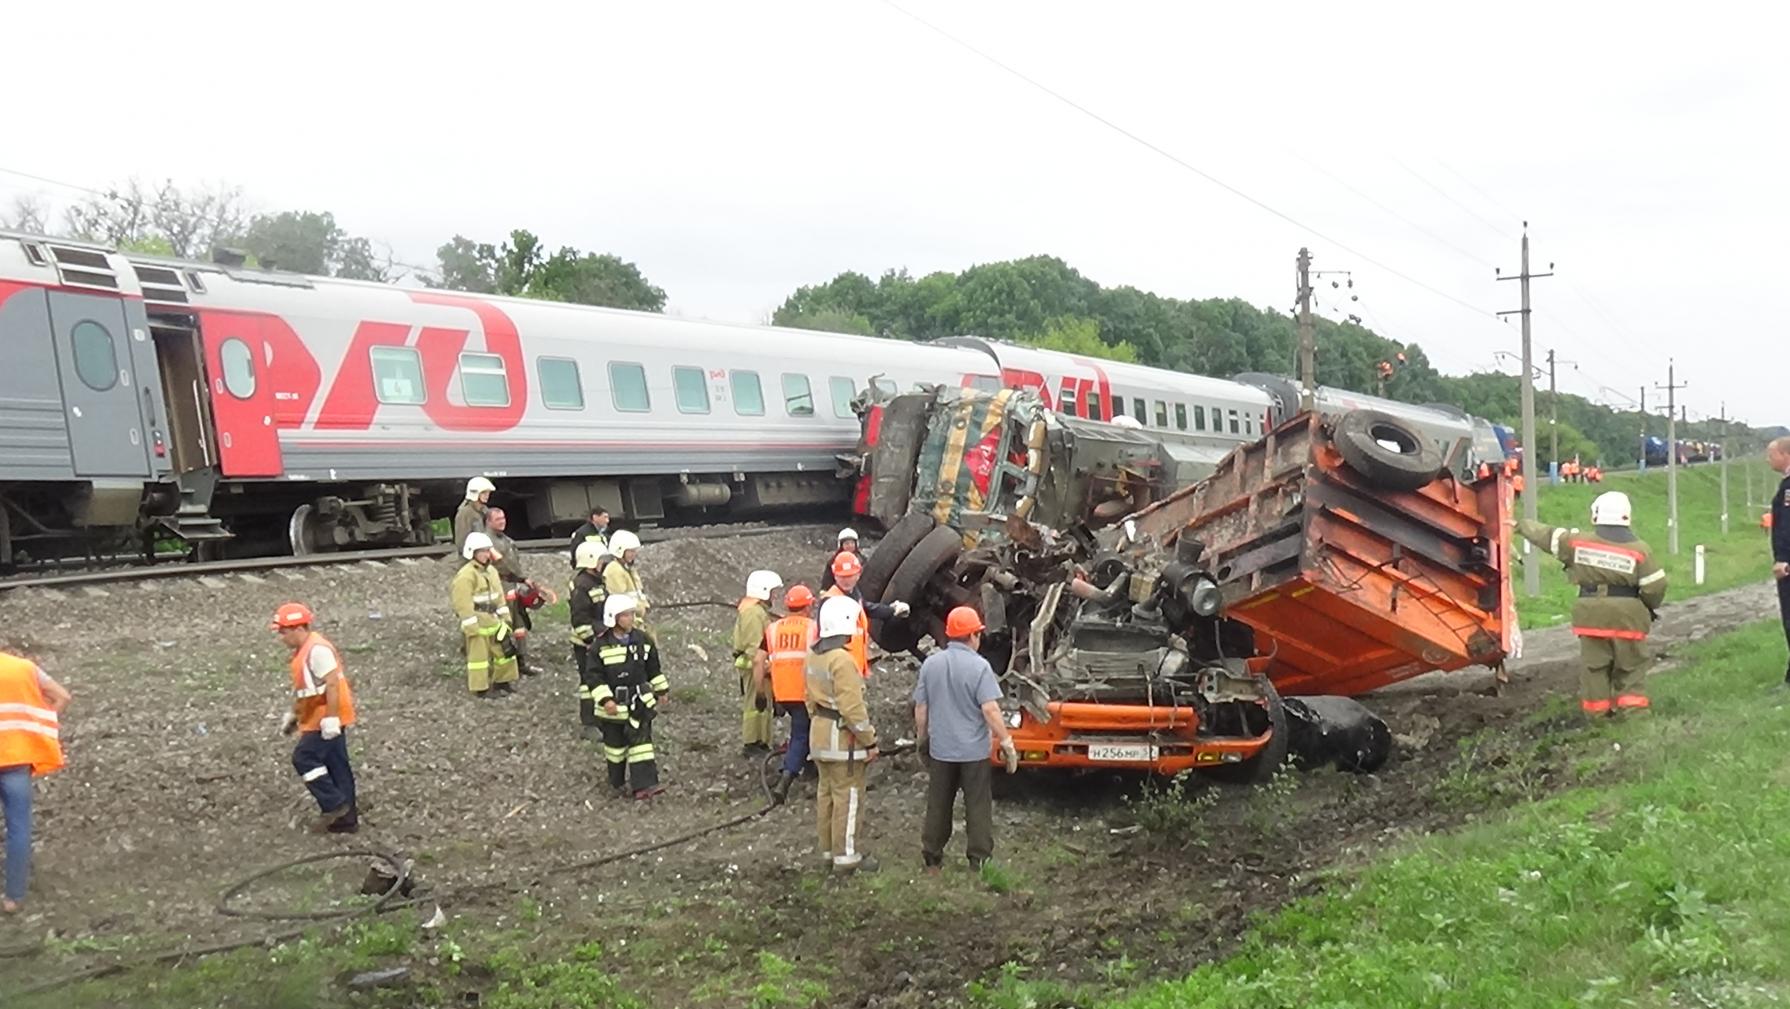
568;509;611;569
452;532;519;695
601;530;653;643
273;603;359;833
734;570;782;755
819;528;859;591
454;477;496;551
569;541;612;735
762;586;819;803
807;598;879;872
819;551;907;678
1516;491;1668;715
488;516;546;676
592;594;670;798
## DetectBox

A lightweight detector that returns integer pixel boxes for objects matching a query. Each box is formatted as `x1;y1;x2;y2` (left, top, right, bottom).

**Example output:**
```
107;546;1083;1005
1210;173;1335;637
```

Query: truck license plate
1088;743;1156;762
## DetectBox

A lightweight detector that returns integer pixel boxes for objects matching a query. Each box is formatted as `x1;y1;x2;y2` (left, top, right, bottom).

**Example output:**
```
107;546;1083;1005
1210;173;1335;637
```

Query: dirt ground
0;531;1778;1006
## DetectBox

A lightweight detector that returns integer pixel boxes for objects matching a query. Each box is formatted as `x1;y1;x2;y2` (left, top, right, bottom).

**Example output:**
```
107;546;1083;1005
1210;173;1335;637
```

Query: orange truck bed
1130;412;1513;697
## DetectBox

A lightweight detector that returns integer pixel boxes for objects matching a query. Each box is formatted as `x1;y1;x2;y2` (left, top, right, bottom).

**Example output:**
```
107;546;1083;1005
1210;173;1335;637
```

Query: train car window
1060;395;1078;418
1132;397;1146;423
872;378;898;398
968;375;1000;392
370;346;425;404
829;377;856;418
782;374;815;416
220;337;256;399
1154;400;1168;427
732;370;765;416
1228;409;1240;435
458;352;510;408
537;357;583;410
673;366;710;414
1192;405;1204;431
609;362;650;412
71;320;120;392
1175;403;1187;430
1086;391;1103;420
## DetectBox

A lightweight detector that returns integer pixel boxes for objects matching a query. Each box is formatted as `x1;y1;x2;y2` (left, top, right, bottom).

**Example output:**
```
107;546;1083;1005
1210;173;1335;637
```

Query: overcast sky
6;1;1784;424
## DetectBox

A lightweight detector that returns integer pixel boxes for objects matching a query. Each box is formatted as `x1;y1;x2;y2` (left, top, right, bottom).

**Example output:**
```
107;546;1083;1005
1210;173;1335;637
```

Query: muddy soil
0;534;1777;1005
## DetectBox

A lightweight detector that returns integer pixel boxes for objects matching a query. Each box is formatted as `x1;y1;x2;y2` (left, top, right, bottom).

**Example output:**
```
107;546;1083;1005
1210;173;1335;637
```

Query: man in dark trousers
1767;437;1790;685
912;607;1017;871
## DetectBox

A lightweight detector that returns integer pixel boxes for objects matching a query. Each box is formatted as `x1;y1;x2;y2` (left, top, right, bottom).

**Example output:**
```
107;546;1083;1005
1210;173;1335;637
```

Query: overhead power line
877;0;1503;322
1394;159;1517;242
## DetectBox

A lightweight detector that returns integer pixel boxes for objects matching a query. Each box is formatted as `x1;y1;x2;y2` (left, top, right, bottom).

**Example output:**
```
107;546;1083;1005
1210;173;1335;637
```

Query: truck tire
1206;675;1289;786
859;513;935;603
880;526;963;609
1334;409;1444;491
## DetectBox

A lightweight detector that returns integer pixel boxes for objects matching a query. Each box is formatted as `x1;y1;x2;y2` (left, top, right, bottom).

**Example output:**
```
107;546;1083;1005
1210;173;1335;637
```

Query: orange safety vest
764;614;818;703
0;653;62;777
820;587;872;678
289;632;357;733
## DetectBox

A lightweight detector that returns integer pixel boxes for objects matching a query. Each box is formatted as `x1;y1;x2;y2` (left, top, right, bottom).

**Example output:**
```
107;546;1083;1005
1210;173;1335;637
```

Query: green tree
429;229;666;311
1023;316;1137;363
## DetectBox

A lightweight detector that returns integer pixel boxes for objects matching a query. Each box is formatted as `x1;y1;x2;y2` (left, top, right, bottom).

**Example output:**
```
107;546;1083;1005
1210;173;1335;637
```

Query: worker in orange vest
273;603;360;833
819;552;909;677
0;651;69;914
759;584;820;804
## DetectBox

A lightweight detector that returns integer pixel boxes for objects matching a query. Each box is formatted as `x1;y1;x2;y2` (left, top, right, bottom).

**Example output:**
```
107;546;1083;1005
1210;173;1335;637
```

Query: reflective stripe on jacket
289;632;357;732
765;614;818;703
0;652;62;777
451;561;509;634
1517;519;1666;638
806;645;875;760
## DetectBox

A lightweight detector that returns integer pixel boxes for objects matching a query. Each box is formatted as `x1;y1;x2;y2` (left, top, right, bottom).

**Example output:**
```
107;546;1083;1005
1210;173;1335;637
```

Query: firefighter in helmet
759;584;819;804
820;528;860;591
819;552;908;678
592;593;670;799
1514;490;1668;716
734;570;783;756
486;507;556;676
453;532;519;696
569;539;613;737
454;477;496;552
808;597;879;873
600;530;652;642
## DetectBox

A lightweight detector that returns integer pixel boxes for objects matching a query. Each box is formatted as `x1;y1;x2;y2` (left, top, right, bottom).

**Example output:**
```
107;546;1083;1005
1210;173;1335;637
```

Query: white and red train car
0;231;1494;565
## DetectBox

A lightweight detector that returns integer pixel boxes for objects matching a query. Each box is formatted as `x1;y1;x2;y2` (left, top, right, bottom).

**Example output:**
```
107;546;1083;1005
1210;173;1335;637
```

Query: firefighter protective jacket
1517;519;1667;639
451;560;509;636
591;629;669;714
602;560;649;620
806;642;877;760
731;599;775;671
569;569;607;646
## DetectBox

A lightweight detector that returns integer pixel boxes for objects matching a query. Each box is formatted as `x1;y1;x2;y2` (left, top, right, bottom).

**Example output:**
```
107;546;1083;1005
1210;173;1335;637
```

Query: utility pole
1497;224;1554;597
1717;402;1730;535
1296;248;1315;411
1544;350;1575;477
1655;360;1687;555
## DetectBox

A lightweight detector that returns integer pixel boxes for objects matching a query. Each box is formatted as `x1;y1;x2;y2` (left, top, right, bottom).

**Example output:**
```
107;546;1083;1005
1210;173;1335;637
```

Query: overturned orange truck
846;387;1514;779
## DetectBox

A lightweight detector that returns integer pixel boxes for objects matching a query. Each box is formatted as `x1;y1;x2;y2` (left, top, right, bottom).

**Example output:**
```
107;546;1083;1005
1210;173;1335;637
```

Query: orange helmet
786;585;816;610
831;551;863;579
270;602;314;629
944;606;984;638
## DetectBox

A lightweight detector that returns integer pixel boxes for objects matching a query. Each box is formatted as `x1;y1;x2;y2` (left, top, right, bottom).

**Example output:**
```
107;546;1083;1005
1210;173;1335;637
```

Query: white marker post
1694;544;1706;585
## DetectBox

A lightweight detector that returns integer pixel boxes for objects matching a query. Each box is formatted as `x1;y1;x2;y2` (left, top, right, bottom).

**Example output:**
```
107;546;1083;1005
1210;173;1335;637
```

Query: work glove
754;691;769;712
735;654;751;671
1000;738;1019;774
320;716;342;741
279;711;298;737
890;601;911;619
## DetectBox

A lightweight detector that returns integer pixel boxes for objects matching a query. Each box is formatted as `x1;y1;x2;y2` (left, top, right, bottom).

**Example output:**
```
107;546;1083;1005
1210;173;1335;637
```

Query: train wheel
859;512;935;602
288;504;323;557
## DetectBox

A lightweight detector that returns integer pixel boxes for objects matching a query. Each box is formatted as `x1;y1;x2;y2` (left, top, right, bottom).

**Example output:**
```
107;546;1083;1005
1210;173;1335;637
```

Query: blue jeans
291;730;357;818
779;703;811;777
1;765;31;903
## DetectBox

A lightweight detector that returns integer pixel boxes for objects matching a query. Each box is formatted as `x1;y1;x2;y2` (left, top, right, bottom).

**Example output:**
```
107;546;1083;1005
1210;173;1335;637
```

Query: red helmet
786;585;816;610
270;602;314;629
944;606;984;638
831;551;863;579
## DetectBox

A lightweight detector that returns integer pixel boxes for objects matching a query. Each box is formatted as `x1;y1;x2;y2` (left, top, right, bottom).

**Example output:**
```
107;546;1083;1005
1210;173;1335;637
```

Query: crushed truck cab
851;388;1512;779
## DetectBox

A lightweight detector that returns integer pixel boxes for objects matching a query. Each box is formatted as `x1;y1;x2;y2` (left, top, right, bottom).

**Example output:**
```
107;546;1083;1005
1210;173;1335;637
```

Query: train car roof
940;337;1273;403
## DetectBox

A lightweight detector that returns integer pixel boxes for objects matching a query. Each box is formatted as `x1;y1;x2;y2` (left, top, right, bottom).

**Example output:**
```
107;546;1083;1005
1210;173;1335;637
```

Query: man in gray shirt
912;607;1018;870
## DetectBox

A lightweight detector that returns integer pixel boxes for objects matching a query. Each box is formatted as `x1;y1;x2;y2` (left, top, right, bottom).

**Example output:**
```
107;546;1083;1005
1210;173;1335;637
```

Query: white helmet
574;540;611;570
836;527;859;544
745;569;784;601
462;531;495;559
1591;491;1632;527
608;529;642;555
818;596;863;639
465;476;496;500
603;593;637;629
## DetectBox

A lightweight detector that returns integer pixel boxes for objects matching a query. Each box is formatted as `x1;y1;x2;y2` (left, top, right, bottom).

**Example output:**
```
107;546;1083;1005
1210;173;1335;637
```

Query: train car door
46;291;152;477
200;312;283;477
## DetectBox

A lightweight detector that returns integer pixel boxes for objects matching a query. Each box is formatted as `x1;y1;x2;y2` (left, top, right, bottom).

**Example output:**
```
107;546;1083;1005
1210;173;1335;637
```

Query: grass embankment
1514;460;1775;629
1099;620;1790;1009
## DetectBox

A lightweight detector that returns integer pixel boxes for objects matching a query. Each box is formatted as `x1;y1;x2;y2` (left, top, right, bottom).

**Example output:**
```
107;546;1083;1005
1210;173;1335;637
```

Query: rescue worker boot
633;784;667;801
769;772;796;806
494;681;517;696
833;854;880;875
310;804;353;834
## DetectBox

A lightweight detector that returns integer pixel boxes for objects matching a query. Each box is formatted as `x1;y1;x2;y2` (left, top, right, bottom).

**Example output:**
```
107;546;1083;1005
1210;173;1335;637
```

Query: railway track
0;522;834;593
